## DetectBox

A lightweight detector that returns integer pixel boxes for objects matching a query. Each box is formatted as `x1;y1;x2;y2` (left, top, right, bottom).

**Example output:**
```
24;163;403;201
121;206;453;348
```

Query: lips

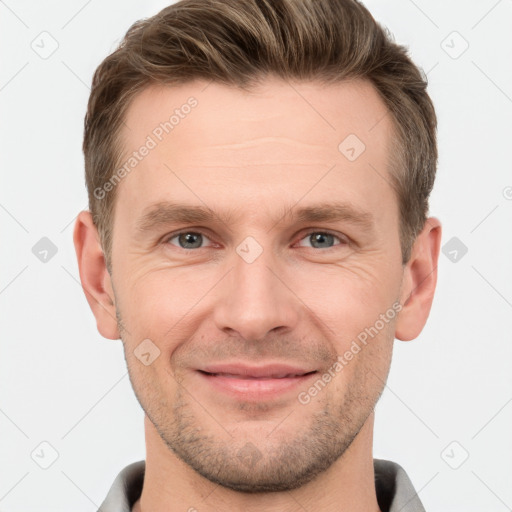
199;363;316;379
196;363;318;400
206;372;309;379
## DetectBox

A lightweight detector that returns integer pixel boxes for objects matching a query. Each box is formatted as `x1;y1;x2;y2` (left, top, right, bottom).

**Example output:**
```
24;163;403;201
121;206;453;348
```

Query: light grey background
1;0;511;510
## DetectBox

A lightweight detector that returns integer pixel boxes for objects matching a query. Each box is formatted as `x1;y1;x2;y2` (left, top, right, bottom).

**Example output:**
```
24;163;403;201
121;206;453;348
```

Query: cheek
290;260;402;340
126;356;179;419
328;317;395;399
119;266;215;339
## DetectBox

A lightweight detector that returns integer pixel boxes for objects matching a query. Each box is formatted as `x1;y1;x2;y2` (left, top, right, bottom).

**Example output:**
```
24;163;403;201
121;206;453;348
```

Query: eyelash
163;229;349;251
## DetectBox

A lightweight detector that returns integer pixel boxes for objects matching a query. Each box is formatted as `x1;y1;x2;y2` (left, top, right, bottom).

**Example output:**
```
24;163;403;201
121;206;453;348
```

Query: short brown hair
83;0;437;270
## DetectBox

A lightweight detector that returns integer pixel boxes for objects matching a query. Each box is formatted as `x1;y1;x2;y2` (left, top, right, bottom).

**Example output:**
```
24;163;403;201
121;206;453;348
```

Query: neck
133;414;381;512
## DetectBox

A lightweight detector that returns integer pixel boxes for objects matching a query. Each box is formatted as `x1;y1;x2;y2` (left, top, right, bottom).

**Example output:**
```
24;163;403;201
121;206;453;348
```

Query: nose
212;244;301;342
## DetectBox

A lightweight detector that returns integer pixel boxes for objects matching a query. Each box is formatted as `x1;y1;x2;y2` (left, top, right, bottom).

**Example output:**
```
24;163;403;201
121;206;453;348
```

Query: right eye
165;230;215;250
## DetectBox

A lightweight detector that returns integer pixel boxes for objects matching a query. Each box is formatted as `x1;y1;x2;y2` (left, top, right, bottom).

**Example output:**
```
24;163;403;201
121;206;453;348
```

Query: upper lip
198;363;317;379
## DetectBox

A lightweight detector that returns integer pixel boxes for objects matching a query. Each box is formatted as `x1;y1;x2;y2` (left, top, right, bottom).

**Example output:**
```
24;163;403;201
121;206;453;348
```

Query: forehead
121;77;391;154
114;77;395;227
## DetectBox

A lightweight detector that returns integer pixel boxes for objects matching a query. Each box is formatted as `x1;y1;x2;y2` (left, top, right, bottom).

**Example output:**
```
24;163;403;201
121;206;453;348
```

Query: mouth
195;363;318;400
202;371;315;379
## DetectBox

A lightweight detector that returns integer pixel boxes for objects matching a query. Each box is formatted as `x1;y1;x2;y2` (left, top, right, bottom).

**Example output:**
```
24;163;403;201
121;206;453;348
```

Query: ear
395;217;442;341
73;211;120;340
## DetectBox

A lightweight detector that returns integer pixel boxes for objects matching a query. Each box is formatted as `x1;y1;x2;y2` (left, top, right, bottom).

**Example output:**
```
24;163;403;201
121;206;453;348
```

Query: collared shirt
98;458;425;512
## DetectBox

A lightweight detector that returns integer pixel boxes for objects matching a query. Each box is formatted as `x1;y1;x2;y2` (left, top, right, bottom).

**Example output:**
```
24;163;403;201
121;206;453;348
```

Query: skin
74;77;441;512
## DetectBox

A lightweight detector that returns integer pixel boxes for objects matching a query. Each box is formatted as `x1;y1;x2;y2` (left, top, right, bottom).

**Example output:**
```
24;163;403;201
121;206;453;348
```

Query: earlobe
73;211;120;340
395;217;442;342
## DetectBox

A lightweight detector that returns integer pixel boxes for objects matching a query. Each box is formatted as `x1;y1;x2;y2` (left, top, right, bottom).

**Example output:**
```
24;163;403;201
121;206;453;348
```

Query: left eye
297;231;345;249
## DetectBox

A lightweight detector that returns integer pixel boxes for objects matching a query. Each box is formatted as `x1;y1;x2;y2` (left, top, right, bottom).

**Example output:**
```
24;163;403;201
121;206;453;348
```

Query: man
73;0;441;510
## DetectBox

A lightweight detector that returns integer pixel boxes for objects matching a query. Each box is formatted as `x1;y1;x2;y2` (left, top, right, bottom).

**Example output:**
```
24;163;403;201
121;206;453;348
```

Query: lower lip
197;371;317;400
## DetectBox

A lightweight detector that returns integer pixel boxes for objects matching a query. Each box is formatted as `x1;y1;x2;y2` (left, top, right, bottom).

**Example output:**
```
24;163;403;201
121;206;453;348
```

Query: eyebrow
135;200;375;234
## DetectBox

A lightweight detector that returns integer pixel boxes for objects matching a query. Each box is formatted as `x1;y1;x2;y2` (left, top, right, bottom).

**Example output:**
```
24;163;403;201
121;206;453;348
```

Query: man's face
109;78;405;491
